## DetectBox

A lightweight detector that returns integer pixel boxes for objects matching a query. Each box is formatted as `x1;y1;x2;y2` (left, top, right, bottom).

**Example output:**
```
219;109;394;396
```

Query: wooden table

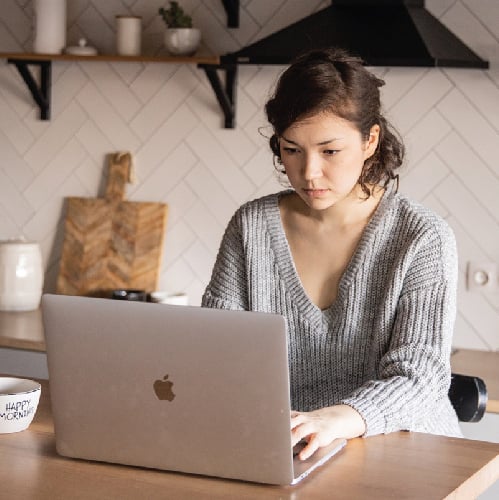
452;349;499;414
1;378;499;499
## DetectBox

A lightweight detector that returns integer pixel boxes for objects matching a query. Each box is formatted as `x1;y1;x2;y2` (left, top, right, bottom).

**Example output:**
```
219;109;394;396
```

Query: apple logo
153;374;176;401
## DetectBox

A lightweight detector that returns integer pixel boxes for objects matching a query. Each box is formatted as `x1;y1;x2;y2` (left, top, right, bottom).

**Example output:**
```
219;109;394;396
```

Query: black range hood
221;0;489;68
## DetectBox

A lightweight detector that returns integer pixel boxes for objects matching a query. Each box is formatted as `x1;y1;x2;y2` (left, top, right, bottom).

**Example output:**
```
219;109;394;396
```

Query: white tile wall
0;0;497;350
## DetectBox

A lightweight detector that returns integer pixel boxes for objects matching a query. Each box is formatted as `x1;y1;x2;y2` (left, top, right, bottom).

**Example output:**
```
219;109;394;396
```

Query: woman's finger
291;420;317;446
298;434;320;461
290;412;306;429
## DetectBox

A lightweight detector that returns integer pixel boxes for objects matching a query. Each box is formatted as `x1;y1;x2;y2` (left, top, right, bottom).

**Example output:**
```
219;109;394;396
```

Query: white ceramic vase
0;240;44;311
33;0;67;54
164;28;201;56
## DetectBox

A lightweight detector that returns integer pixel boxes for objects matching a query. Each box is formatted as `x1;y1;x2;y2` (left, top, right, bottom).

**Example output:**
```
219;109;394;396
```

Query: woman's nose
303;154;322;180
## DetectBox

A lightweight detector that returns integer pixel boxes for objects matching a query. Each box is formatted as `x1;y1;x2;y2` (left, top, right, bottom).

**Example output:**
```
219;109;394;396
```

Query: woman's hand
291;405;366;460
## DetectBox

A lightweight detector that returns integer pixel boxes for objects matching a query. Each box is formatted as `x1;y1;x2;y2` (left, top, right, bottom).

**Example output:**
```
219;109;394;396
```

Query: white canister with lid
0;240;44;311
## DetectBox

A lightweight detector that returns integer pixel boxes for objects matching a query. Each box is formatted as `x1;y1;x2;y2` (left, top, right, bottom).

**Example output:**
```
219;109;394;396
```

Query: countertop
0;308;44;351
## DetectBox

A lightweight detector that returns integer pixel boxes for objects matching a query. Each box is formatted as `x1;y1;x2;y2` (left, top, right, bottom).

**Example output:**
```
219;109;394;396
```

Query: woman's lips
303;188;330;198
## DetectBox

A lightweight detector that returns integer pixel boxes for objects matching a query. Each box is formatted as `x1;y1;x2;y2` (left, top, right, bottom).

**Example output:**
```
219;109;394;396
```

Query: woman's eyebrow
281;136;342;146
280;136;298;145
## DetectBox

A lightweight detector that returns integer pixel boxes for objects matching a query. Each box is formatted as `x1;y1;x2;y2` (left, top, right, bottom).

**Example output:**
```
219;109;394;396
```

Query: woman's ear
363;124;380;160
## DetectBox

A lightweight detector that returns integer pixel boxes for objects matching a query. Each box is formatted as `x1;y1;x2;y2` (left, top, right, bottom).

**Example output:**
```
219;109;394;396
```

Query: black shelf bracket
199;64;237;129
221;0;239;28
8;58;51;120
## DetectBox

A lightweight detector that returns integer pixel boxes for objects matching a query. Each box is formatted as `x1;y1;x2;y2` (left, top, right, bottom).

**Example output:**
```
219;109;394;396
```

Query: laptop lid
42;294;345;485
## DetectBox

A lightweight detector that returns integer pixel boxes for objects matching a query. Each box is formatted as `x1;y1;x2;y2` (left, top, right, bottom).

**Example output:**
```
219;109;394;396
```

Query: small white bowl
150;291;189;306
0;377;41;433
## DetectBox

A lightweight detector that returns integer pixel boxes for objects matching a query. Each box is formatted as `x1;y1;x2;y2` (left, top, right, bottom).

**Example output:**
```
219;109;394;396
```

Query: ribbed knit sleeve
341;217;459;436
202;209;248;311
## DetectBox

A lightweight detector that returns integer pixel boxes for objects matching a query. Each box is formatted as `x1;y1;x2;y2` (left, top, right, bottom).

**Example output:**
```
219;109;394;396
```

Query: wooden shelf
0;52;220;65
1;52;235;127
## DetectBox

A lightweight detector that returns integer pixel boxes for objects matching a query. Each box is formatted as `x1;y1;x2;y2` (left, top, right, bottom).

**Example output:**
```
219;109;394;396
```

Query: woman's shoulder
388;191;454;241
385;192;458;284
381;193;457;276
222;190;291;234
235;190;292;217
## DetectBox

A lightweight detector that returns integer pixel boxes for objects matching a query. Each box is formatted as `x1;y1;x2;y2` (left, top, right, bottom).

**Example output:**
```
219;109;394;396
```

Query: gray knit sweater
202;189;462;438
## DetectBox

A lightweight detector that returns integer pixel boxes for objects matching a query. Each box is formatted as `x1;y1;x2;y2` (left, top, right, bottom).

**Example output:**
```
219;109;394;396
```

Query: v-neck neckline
264;188;394;324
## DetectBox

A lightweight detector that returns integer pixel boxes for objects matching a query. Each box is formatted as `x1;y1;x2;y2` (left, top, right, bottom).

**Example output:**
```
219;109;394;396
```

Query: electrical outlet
466;261;498;292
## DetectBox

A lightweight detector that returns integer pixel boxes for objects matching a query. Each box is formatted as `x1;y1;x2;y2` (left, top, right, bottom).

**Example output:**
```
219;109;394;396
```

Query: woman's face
279;112;379;211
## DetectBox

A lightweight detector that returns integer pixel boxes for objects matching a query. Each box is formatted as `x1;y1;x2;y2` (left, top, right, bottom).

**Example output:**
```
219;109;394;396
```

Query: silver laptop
42;294;346;485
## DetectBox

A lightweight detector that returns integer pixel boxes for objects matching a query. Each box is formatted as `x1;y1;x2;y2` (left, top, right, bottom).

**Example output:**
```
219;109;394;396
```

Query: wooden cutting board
56;153;168;296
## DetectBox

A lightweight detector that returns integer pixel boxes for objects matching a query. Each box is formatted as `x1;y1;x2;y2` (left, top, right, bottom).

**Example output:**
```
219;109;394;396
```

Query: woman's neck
290;184;384;229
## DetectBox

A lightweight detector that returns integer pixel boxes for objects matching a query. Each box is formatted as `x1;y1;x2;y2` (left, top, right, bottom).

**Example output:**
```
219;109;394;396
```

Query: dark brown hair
265;47;404;196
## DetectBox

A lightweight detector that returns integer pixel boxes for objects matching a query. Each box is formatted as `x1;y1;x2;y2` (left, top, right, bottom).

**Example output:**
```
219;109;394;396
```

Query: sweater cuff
341;397;386;437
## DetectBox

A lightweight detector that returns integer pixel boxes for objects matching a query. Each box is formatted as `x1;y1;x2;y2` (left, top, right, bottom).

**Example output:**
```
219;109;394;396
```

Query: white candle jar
33;0;67;54
0;240;44;311
116;16;142;56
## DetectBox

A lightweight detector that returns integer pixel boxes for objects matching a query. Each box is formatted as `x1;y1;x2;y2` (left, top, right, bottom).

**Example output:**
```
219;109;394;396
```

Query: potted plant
158;1;201;56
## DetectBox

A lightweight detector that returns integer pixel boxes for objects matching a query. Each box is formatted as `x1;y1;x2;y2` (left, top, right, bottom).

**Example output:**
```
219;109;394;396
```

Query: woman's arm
201;210;248;311
341;220;458;436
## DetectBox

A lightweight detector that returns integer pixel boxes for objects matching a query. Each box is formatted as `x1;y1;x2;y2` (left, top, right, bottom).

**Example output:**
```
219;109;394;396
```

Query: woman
202;48;462;460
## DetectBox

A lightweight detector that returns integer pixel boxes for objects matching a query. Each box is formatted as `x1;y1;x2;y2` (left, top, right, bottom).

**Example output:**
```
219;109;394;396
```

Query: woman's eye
283;147;299;154
324;149;338;156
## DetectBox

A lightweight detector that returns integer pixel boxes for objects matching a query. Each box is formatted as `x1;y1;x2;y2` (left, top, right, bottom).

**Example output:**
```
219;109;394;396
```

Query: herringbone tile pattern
0;0;497;350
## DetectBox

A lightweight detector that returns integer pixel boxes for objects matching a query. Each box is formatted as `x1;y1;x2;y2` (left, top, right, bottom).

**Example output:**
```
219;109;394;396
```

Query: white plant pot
164;28;201;56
